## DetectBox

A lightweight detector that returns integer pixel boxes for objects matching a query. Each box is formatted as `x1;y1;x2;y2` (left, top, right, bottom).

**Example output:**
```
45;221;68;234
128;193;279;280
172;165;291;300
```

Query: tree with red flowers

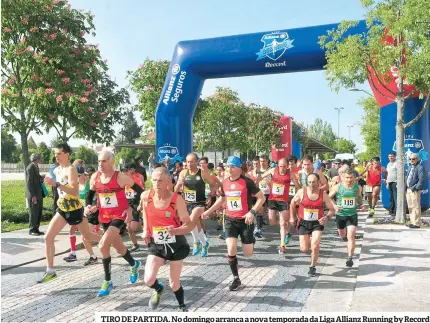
1;0;128;168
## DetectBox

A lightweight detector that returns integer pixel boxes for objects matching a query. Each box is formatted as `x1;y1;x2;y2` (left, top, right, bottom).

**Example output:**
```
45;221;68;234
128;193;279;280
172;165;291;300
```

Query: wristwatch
250;209;257;216
56;182;61;188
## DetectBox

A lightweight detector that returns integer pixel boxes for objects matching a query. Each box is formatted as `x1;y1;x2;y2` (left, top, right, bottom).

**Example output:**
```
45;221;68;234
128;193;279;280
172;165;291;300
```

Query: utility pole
347;125;354;141
334;107;344;152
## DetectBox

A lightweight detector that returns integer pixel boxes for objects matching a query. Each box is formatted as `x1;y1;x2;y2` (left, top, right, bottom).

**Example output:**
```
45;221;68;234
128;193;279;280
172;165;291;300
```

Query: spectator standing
385;152;398;216
26;153;44;236
406;153;425;228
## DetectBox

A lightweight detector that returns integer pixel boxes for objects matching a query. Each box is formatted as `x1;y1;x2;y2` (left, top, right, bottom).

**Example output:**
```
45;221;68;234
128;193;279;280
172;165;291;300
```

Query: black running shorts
336;215;358;229
148;235;190;261
57;208;84;225
268;200;289;212
225;216;255;244
298;219;324;235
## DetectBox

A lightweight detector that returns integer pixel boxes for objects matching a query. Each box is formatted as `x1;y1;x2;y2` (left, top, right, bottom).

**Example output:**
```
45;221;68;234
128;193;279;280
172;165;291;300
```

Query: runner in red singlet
290;173;335;277
259;158;300;254
85;150;144;297
141;166;193;312
359;157;387;217
247;156;264;239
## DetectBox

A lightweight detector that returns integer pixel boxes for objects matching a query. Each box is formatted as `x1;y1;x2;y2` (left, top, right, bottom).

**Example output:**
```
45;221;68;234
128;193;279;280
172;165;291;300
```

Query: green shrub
1;180;55;223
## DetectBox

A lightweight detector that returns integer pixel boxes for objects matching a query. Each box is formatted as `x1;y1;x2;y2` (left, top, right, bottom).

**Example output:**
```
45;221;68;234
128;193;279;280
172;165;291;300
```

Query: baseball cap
226;156;241;168
313;161;322;170
353;159;359;165
334;159;342;163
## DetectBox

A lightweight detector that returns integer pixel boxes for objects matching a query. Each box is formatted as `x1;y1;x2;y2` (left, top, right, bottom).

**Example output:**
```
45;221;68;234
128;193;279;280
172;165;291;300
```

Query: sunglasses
409;158;417;161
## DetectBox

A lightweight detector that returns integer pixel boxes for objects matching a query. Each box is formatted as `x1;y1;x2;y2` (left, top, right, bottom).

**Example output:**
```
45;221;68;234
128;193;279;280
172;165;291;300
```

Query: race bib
289;186;296;196
259;182;270;194
205;184;211;198
99;193;118;208
227;197;243;211
304;208;318;221
152;226;176;244
365;185;373;193
125;188;135;200
272;183;285;196
341;197;356;208
184;188;196;202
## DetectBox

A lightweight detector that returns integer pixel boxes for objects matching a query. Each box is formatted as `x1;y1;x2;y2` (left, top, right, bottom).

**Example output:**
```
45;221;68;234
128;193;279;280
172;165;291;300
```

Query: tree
35;142;51;163
116;110;142;144
246;103;283;156
114;147;139;166
1;128;18;162
307;118;336;148
196;87;248;159
358;96;380;159
335;138;357;154
73;145;97;165
319;0;430;222
1;1;109;168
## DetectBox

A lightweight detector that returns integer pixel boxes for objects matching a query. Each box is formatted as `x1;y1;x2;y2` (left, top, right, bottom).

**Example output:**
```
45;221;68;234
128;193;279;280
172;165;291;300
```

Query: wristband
250;209;257;216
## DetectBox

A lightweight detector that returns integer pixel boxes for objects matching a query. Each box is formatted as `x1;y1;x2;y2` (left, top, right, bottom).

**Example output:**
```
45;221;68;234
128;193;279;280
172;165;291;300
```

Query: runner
202;156;265;291
290;173;335;277
122;163;145;252
40;144;101;283
199;157;221;235
299;155;328;191
360;157;387;217
174;153;219;257
329;168;365;267
85;150;144;296
247;157;264;239
258;155;272;224
141;166;193;312
216;164;226;237
259;158;300;253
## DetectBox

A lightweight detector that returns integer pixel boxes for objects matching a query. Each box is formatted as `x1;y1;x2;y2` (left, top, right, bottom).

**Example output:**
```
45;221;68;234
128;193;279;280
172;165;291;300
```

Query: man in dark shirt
327;158;342;179
134;155;148;183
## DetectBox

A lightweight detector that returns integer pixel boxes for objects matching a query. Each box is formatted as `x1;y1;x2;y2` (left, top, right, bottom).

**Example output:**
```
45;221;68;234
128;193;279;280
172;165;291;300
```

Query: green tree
196;87;247;159
335;138;357;154
319;0;430;222
246;103;283;156
1;1;108;168
358;97;380;159
116;109;142;144
73;145;98;165
115;148;139;166
35;142;51;163
1;128;18;162
307;118;336;148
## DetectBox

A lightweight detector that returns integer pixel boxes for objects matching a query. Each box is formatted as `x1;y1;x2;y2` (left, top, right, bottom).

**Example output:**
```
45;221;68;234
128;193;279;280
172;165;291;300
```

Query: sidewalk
1;224;80;271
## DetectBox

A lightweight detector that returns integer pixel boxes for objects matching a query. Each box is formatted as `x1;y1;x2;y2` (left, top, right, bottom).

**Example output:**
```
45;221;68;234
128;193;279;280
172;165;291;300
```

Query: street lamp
334;107;344;152
347;125;354;141
348;88;373;97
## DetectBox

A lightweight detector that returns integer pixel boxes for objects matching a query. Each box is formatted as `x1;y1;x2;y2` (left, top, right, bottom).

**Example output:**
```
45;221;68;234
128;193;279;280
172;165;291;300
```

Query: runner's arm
258;168;275;180
252;191;266;214
118;172;144;207
323;191;335;217
203;171;220;196
169;196;193;236
174;170;186;193
318;172;328;191
140;191;150;242
203;195;225;218
291;173;301;190
289;189;303;220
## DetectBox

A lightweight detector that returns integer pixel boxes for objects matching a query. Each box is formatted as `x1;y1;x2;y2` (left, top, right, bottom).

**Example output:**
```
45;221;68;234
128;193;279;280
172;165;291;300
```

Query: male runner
258;155;272;224
259;158;300;253
174;153;218;257
330;168;365;267
40;144;101;282
200;157;221;235
360;157;387;217
247;156;264;238
299;155;328;191
141;167;193;312
290;173;335;277
85;150;144;296
202;156;265;291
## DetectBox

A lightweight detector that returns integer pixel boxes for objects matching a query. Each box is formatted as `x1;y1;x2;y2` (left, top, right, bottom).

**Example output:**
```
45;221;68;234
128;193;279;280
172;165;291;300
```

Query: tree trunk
62;118;68;144
20;130;30;171
395;99;406;223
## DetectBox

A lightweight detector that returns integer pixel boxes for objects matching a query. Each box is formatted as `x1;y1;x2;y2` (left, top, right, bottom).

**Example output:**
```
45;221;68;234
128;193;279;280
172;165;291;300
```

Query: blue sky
29;0;372;150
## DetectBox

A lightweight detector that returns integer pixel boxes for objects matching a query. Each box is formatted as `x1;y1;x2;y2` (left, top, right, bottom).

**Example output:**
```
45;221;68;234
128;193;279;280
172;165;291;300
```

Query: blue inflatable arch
155;20;429;209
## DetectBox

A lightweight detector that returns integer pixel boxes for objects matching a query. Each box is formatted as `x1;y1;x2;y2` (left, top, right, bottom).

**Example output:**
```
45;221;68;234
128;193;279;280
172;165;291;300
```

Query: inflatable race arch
154;21;429;209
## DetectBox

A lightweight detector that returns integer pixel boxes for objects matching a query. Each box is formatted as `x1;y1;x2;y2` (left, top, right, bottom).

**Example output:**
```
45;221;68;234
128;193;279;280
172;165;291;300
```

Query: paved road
1;217;351;322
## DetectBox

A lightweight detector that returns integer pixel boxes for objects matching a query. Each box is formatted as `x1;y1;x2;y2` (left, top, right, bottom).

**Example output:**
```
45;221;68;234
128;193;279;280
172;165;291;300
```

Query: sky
22;0;373;151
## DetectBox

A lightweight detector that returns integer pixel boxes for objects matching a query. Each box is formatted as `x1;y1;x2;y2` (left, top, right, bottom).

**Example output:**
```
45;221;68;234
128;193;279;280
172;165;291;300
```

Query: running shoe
192;242;202;256
130;260;141;284
130;244;140;253
201;241;210;257
342;237;348;242
98;280;113;297
149;282;165;309
254;230;263;239
84;257;98;266
63;253;77;262
229;277;241;291
218;232;226;240
346;257;353;267
37;271;57;283
279;246;286;254
284;233;292;245
177;305;188;312
308;266;317;277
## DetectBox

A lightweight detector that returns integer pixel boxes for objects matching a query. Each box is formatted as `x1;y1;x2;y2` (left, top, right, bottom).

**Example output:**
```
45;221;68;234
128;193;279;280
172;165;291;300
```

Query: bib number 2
100;193;118;208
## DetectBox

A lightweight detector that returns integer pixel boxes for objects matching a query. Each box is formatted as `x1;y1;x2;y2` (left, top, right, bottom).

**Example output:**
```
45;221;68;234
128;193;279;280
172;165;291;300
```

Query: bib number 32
153;227;176;244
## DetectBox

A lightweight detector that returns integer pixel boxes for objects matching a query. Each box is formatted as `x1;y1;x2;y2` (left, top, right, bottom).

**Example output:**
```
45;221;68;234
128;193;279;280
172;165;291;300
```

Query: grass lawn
1;180;55;232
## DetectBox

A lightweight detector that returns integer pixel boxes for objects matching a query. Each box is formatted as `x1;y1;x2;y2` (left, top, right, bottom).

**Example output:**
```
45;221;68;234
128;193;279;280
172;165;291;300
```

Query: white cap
353;159;359;164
